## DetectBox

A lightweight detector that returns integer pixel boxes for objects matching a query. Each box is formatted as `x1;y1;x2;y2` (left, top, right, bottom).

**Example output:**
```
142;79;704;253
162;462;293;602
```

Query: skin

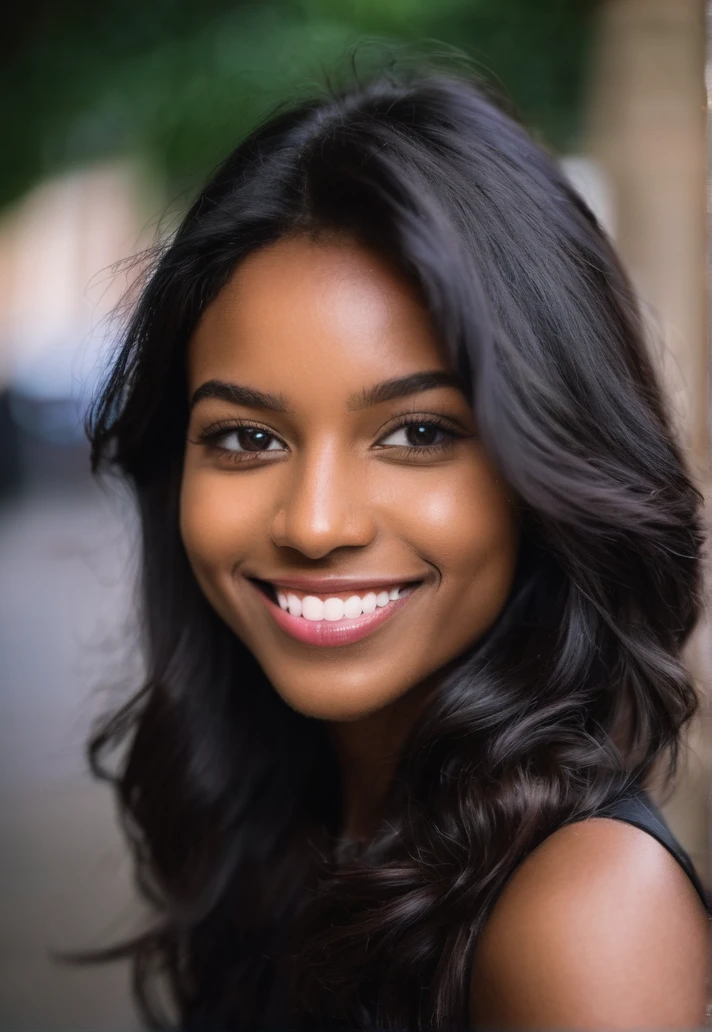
179;231;709;1025
470;818;710;1028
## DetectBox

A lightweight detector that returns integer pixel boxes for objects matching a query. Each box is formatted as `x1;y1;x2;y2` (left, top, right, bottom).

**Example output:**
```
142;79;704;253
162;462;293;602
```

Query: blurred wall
586;0;709;881
0;159;155;399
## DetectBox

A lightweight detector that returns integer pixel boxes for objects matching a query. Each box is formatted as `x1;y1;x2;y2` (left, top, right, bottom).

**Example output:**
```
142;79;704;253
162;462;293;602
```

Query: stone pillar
586;0;709;882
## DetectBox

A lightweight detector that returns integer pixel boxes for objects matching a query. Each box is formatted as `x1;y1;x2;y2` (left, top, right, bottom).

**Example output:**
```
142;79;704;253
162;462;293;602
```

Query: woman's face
181;233;520;722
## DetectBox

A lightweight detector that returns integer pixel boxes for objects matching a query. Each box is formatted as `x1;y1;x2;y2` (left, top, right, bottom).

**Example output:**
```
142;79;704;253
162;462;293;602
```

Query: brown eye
404;423;442;447
195;420;287;460
378;416;463;452
225;428;277;452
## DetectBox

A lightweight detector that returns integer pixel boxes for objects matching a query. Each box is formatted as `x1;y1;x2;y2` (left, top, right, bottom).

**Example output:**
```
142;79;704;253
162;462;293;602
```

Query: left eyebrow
348;370;465;410
189;370;465;413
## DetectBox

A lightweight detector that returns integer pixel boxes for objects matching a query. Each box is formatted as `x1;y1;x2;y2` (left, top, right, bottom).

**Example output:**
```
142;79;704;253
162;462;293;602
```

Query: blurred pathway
0;471;144;1030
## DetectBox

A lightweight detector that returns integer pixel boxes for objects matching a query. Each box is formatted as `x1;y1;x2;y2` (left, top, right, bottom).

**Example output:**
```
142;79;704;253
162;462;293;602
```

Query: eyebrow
189;370;465;414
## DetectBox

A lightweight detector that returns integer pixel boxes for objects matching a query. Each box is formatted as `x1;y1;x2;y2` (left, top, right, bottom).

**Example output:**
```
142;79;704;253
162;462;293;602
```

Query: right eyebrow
190;380;288;413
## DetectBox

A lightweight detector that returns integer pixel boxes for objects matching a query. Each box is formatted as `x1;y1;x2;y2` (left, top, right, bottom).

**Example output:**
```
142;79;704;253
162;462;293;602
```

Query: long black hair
80;56;706;1031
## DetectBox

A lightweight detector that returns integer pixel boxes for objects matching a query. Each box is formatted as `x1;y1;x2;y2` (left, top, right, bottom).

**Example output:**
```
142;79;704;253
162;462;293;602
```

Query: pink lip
249;579;420;647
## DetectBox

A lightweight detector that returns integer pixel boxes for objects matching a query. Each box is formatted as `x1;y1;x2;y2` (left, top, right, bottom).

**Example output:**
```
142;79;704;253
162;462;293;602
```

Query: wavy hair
78;57;706;1031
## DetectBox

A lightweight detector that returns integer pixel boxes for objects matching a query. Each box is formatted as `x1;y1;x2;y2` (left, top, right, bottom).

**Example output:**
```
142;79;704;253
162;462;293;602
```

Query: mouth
247;577;424;648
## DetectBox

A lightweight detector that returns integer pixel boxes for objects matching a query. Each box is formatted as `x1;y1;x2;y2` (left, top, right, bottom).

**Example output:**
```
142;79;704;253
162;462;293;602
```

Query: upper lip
248;575;424;593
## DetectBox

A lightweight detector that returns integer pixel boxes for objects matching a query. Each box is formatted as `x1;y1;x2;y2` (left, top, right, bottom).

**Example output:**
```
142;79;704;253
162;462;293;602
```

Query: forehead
186;234;450;397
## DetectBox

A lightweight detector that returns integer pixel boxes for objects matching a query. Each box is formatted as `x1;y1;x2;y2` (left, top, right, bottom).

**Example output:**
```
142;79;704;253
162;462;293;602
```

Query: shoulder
469;816;709;1029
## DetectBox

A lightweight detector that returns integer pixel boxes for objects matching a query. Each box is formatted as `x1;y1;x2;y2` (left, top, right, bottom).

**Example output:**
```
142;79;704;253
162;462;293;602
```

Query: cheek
412;463;516;564
411;465;519;627
179;469;260;576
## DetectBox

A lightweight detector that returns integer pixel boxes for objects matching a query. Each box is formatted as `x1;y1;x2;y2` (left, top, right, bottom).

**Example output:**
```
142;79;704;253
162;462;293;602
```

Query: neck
327;672;442;843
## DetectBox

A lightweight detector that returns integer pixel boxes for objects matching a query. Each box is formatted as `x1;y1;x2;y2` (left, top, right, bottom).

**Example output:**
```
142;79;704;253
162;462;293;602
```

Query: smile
247;578;422;647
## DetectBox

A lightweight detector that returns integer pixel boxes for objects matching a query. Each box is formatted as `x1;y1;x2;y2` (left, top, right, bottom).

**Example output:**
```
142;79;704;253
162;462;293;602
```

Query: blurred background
0;1;709;1028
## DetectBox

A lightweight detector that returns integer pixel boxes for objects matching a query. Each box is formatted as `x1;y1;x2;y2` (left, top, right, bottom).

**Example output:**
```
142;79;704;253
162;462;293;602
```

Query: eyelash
193;412;467;466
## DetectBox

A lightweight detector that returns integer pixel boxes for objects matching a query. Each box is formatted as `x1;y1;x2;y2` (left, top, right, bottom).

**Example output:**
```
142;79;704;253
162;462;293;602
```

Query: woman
82;61;710;1029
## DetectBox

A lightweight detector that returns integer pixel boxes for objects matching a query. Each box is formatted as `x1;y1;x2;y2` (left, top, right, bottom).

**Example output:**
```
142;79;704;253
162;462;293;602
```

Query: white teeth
302;596;324;621
344;595;363;619
323;597;345;621
272;584;416;621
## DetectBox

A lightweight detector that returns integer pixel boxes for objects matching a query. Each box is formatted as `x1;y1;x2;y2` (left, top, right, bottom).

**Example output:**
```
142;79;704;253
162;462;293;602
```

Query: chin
270;676;405;723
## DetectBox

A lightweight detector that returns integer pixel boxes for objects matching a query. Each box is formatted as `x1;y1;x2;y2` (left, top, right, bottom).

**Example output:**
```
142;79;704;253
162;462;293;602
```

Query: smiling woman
180;236;519;720
77;61;709;1031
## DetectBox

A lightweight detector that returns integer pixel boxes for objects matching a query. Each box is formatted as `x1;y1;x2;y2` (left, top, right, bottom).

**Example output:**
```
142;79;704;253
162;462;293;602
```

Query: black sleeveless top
189;788;711;1032
589;788;711;916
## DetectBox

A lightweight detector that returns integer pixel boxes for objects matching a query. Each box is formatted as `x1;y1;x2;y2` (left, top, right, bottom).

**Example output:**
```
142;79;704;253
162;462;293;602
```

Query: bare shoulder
469;817;709;1029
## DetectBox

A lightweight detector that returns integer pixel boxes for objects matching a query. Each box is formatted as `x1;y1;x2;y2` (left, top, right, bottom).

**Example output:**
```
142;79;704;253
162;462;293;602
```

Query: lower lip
249;580;421;647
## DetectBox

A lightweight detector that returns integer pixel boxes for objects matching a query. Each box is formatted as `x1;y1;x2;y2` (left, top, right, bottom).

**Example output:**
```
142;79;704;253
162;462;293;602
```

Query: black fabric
588;788;711;916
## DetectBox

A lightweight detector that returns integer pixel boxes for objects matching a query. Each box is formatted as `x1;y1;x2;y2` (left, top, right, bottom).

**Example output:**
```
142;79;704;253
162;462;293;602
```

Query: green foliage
3;0;595;212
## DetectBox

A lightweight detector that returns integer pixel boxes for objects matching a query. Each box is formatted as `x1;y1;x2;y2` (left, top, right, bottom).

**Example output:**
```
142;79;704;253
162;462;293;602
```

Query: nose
268;441;377;559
